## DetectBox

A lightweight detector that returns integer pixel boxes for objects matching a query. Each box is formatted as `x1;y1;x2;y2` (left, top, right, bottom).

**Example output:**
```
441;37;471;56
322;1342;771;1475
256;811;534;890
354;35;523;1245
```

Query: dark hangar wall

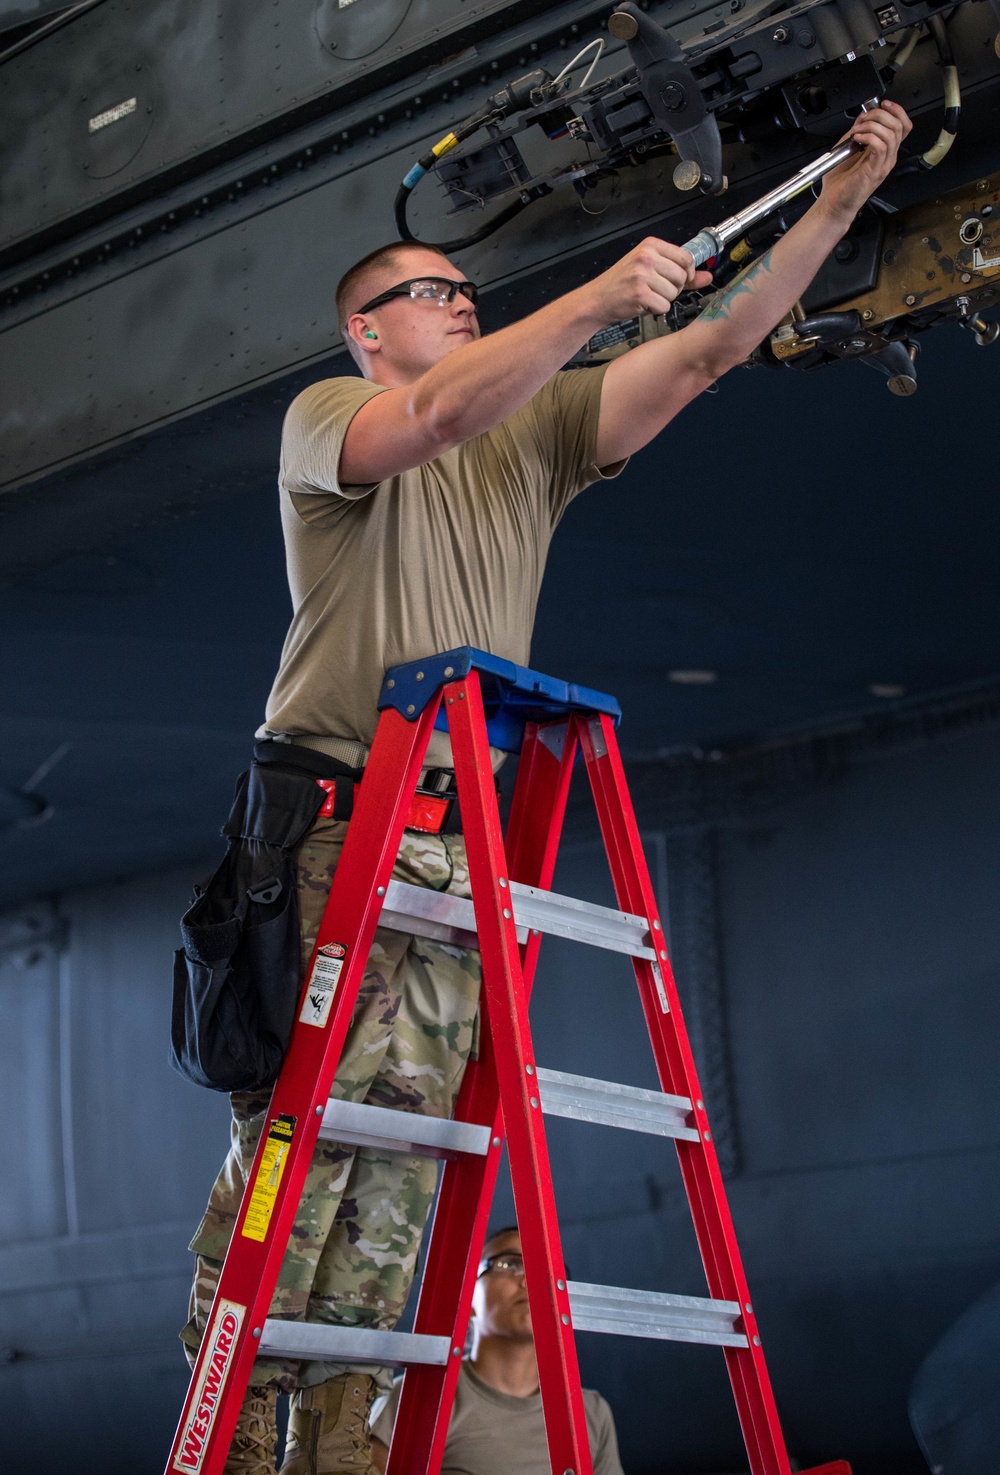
2;707;998;1474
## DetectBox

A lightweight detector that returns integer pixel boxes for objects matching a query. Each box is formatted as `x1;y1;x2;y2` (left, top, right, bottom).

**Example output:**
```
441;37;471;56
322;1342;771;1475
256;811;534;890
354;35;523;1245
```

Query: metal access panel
0;0;547;258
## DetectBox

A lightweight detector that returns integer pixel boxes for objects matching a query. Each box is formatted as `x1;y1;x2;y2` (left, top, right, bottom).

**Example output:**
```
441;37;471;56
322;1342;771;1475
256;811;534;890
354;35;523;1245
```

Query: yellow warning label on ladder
241;1114;297;1243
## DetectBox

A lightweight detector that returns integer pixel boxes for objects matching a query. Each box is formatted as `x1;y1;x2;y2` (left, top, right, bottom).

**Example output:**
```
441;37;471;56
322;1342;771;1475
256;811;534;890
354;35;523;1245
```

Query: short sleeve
512;366;628;526
586;1389;626;1475
279;377;387;502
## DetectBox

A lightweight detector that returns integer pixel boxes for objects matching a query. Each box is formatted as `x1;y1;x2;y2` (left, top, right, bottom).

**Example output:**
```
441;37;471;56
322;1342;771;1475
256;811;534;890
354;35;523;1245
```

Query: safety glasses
357;276;479;314
477;1252;525;1278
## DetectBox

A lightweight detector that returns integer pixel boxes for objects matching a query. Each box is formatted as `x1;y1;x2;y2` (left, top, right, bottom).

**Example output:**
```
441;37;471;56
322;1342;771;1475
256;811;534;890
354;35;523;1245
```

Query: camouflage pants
180;816;481;1395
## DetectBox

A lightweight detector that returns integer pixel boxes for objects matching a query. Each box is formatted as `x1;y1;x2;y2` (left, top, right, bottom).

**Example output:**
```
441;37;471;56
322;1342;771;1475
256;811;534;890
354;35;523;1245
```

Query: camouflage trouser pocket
183;817;482;1389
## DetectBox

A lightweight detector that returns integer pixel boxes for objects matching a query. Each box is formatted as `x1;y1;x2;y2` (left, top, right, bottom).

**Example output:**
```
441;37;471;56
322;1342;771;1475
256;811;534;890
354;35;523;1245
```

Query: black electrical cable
394;180;538;253
393;69;557;252
0;0;108;67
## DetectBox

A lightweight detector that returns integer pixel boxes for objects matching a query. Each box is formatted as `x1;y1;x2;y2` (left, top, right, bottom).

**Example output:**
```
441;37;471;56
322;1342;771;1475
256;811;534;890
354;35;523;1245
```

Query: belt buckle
408;768;457;834
406;791;453;834
316;778;337;818
317;772;460;832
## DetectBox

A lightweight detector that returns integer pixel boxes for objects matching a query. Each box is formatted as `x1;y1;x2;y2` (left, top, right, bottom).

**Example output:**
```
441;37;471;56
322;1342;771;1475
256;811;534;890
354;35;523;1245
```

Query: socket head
673;159;703;191
608;10;639;40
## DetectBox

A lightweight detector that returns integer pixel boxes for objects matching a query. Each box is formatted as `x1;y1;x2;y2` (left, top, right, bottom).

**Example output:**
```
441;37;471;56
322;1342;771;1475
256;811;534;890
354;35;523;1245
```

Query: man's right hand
582;238;716;324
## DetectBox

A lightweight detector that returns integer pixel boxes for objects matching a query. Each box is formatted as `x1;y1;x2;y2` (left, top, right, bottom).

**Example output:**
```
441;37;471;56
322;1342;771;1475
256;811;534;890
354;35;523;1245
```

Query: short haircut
335;241;450;336
481;1224;570;1279
483;1224;520;1258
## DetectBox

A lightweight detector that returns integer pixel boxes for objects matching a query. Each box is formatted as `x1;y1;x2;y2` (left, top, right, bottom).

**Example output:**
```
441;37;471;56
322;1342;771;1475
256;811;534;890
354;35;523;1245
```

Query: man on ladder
179;101;909;1475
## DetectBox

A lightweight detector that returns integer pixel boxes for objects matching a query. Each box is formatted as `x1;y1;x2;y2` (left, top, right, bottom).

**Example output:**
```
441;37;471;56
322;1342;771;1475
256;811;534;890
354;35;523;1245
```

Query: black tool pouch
169;743;359;1093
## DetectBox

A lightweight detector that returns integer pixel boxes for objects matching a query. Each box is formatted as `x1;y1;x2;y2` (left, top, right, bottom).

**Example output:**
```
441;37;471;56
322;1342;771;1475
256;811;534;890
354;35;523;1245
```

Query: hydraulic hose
919;14;961;169
885;25;921;76
394;71;552;252
394;173;537;253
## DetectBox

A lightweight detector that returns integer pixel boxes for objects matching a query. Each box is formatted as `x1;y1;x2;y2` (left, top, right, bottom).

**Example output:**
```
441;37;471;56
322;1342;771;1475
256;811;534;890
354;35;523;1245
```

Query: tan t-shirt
371;1361;625;1475
258;367;624;768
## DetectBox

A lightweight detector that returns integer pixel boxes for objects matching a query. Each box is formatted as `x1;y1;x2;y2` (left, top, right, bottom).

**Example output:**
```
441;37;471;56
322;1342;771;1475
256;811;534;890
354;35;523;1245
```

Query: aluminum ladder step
257;1283;747;1363
567;1282;748;1348
535;1066;700;1143
258;1321;453;1368
318;1098;491;1158
380;877;656;960
318;1069;698;1159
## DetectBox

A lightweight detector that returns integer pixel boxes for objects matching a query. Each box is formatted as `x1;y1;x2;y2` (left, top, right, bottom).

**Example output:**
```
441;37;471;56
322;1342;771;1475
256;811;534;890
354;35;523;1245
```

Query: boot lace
341;1382;376;1471
227;1385;277;1475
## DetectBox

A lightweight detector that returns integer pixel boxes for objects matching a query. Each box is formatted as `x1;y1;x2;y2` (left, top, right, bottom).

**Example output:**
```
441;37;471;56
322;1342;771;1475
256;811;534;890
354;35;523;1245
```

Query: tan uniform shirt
371;1361;625;1475
258;367;624;769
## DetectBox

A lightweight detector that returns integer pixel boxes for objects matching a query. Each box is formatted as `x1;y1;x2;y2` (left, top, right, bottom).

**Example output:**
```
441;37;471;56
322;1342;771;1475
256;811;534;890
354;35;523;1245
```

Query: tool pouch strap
169;742;362;1094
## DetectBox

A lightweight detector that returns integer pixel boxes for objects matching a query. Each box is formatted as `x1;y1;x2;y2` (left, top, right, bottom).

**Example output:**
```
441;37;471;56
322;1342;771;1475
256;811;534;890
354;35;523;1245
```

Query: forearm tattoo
697;248;776;322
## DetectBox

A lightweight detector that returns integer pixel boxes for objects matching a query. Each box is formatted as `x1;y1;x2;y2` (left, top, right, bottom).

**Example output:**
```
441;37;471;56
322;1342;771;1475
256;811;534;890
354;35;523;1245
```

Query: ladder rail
164;702;442;1475
385;717;580;1475
577;711;792;1475
447;678;594;1475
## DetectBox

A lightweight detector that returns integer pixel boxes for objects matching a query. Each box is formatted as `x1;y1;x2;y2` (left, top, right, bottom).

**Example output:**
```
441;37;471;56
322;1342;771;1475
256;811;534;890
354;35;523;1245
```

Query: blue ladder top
378;647;621;754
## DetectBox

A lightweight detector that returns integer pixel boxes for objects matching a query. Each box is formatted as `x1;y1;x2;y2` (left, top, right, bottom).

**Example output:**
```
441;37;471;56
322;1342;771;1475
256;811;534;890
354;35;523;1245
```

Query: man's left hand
819;100;912;222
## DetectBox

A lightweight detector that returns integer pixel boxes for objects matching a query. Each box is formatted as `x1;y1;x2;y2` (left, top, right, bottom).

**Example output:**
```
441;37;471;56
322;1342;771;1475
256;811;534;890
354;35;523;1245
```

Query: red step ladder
166;647;849;1475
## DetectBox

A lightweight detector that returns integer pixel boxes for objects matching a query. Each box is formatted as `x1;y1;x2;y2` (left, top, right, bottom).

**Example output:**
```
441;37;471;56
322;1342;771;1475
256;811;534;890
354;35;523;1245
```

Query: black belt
253;743;462;834
316;767;460;834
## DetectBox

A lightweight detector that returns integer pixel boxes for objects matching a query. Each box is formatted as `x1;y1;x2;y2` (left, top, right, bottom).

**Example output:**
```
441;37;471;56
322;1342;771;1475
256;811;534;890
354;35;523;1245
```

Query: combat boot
224;1384;279;1475
278;1373;378;1475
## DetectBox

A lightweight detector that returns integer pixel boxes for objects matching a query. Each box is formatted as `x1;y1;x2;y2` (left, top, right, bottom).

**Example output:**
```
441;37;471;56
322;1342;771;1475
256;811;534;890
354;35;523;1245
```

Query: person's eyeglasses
357;277;479;314
477;1252;525;1278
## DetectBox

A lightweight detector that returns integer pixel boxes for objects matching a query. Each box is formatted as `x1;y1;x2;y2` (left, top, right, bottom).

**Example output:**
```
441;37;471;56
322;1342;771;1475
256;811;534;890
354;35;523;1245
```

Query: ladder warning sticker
299;941;347;1029
172;1297;246;1472
241;1113;297;1243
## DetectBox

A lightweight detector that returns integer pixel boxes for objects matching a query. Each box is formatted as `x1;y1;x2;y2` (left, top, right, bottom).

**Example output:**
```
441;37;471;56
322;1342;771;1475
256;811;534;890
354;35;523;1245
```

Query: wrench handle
678;98;879;265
